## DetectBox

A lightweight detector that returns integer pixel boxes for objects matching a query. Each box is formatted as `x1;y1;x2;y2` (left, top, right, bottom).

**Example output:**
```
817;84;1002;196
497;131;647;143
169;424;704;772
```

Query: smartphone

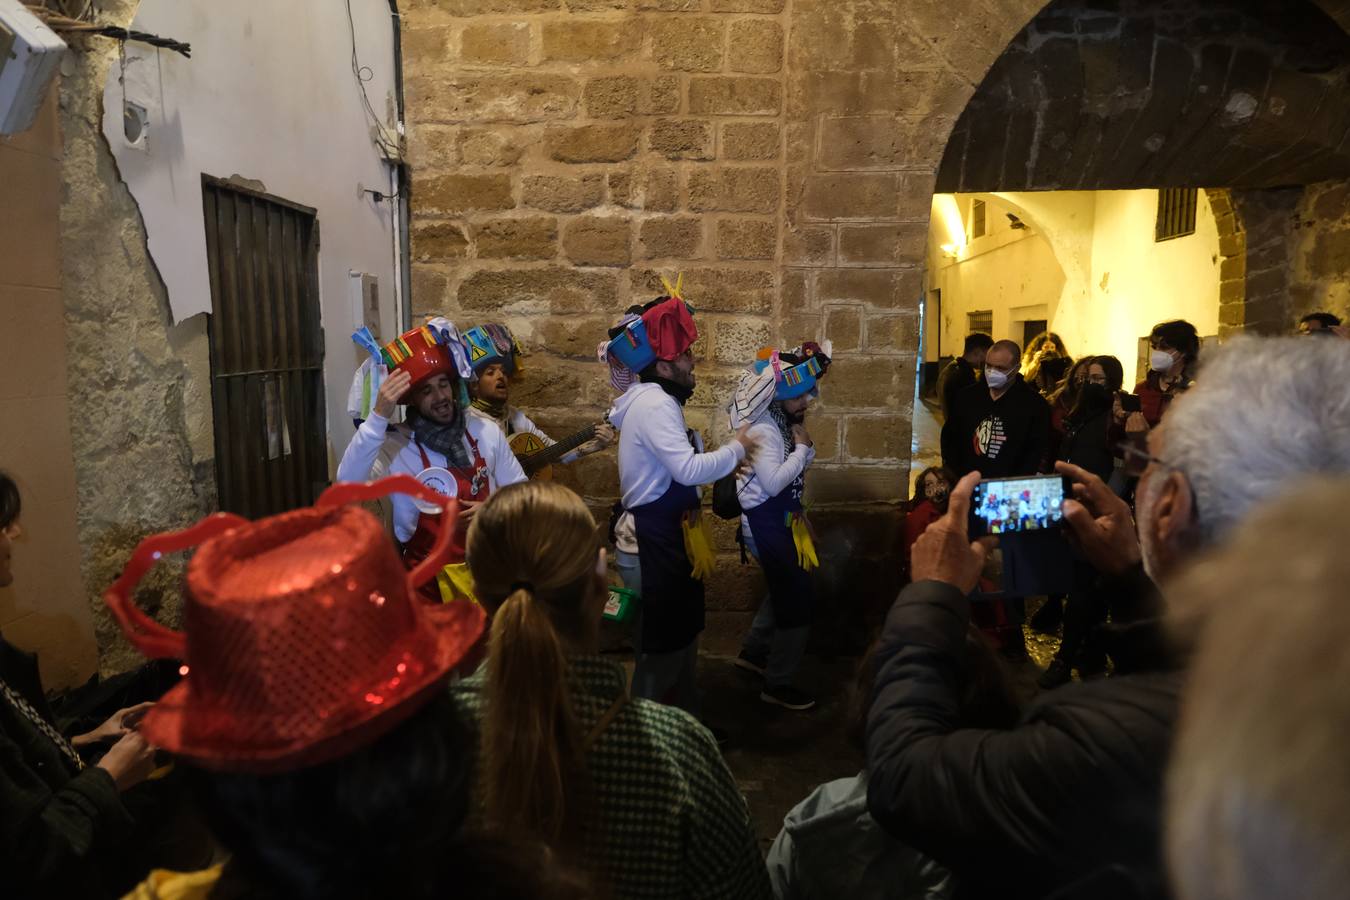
1119;392;1142;413
969;474;1070;538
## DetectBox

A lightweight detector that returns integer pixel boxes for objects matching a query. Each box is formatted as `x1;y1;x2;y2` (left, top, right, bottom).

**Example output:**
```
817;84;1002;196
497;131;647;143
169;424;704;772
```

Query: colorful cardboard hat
753;340;833;401
351;319;472;407
606;275;697;373
462;323;523;376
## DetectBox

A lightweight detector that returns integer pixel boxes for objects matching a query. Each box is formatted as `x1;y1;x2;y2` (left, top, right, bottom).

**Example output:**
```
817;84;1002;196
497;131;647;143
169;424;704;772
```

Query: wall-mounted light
940;242;961;259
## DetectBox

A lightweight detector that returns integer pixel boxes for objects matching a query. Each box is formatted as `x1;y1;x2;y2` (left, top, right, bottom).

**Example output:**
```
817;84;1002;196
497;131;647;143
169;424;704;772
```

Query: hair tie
510;581;534;594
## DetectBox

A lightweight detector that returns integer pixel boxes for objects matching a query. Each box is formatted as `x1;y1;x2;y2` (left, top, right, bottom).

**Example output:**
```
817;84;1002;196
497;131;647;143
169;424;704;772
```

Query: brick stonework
400;0;1350;631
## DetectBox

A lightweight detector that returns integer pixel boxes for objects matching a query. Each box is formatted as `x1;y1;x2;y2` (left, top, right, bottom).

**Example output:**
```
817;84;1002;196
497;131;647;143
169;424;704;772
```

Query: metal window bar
1155;188;1197;242
202;176;327;519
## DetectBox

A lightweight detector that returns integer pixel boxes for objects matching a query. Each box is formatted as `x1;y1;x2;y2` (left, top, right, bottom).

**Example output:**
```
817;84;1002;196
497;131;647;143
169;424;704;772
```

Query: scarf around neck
414;408;472;468
471;396;509;424
767;403;795;461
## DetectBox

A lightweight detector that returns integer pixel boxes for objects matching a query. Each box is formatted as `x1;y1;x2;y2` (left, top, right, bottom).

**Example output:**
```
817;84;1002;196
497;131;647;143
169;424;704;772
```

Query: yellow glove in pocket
436;562;479;605
790;513;819;572
682;511;717;581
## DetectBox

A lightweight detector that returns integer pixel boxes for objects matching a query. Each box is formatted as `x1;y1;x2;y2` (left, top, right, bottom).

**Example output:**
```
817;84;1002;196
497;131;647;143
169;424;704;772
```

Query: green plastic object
604;585;639;623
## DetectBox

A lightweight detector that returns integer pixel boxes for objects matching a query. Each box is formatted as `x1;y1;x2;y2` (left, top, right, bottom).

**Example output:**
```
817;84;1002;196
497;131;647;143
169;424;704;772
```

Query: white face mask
985;368;1012;390
1150;349;1176;373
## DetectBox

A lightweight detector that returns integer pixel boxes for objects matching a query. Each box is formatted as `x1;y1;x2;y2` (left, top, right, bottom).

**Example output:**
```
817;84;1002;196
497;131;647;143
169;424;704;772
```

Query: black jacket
937;358;979;420
0;637;132;899
865;570;1180;900
1057;408;1115;483
940;377;1051;479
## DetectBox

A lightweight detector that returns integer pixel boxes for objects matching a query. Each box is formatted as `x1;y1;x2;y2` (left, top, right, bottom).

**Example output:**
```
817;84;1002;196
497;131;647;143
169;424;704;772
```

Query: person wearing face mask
901;467;954;582
1124;320;1199;440
940;339;1052;480
864;335;1350;900
1038;355;1125;688
605;293;760;715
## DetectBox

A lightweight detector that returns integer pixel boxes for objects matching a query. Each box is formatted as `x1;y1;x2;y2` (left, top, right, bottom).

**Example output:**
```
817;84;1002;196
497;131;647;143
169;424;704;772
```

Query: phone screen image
970;475;1067;537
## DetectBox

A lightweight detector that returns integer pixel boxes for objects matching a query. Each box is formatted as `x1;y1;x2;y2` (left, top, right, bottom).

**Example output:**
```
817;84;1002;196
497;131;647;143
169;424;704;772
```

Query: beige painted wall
929;189;1221;385
0;90;99;690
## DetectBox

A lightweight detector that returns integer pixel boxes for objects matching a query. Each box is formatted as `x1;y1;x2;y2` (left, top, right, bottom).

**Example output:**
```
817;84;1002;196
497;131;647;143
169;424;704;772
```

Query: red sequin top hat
103;476;483;773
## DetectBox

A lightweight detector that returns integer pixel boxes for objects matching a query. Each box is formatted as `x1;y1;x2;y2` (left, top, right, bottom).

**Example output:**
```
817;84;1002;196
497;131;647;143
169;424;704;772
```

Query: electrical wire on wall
345;0;402;161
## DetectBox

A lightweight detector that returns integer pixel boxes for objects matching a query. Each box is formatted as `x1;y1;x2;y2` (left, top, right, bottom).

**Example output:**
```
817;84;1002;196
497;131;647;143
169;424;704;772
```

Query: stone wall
1288;180;1350;325
58;1;216;674
399;0;955;637
939;0;1350;193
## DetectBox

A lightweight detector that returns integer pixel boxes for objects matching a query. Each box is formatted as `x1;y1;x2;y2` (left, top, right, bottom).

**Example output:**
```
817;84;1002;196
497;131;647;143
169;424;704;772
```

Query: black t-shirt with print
940;377;1052;479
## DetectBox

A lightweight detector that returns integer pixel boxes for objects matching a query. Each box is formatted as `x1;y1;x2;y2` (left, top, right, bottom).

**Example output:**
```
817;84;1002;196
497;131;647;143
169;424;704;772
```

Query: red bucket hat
103;476;483;773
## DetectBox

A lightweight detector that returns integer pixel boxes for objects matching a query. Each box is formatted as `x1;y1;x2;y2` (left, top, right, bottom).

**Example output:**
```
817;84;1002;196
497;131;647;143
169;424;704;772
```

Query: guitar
509;421;605;481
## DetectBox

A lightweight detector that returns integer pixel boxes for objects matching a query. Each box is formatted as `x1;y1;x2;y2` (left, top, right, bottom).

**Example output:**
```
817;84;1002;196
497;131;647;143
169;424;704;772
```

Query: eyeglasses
1114;439;1201;520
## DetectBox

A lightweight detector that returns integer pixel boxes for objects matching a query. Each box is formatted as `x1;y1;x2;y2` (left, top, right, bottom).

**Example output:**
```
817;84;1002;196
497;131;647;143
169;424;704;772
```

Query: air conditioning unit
0;0;66;136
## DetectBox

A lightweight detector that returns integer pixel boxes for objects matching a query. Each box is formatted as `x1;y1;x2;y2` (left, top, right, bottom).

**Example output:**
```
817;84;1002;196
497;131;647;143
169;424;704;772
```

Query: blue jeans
618;549;701;715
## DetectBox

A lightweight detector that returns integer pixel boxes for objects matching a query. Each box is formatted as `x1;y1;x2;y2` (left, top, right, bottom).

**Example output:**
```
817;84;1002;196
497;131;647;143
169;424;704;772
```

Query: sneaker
732;651;767;676
1037;658;1072;690
760;684;816;711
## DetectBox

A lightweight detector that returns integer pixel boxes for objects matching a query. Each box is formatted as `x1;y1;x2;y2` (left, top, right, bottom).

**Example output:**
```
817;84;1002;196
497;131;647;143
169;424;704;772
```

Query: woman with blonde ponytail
456;481;771;900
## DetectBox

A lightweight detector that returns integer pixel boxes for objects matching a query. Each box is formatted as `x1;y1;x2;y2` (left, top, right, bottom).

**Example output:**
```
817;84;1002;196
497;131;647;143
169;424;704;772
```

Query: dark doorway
202;176;327;519
1022;319;1048;350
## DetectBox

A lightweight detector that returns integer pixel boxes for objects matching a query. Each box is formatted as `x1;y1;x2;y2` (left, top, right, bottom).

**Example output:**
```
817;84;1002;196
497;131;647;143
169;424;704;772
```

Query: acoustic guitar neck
518;423;598;474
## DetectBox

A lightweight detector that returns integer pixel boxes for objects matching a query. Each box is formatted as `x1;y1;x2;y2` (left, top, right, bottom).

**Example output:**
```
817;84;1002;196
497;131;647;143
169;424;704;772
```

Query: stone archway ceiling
937;0;1350;192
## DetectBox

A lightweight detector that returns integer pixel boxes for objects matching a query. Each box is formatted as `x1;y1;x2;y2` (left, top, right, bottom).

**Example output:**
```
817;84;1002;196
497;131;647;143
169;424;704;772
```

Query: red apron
402;431;490;603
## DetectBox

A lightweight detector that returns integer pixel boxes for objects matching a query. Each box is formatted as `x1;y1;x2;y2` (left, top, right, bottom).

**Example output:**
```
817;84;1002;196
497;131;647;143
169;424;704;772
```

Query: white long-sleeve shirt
336;410;527;542
608;382;744;509
736;420;815;511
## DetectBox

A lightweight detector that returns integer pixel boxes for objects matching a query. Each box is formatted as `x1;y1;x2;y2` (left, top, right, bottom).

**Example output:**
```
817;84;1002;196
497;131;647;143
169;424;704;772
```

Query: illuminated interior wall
926;190;1221;384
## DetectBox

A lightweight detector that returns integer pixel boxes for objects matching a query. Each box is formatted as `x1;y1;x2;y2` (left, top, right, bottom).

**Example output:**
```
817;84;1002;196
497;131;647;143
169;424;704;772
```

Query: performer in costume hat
604;276;759;714
337;320;527;602
728;341;831;711
462;323;615;475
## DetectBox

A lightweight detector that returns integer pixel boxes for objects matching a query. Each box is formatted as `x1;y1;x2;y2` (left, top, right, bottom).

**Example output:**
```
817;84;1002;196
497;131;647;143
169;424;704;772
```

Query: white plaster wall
1087;190;1221;385
926;190;1220;385
102;0;403;471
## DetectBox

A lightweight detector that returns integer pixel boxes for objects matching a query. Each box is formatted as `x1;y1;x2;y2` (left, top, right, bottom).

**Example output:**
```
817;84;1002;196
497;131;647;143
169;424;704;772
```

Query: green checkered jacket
452;655;772;900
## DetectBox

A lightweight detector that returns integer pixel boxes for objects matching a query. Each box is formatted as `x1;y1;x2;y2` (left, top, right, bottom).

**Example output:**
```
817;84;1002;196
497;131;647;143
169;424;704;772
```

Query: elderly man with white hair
863;336;1350;900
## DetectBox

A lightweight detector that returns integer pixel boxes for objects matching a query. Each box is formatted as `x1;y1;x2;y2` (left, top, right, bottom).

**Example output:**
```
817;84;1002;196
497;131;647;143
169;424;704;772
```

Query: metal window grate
971;198;987;238
202;176;328;519
1155;188;1197;242
968;310;993;334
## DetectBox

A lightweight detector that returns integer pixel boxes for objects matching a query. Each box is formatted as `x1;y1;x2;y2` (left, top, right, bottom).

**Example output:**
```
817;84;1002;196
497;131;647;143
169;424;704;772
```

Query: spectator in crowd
1038;355;1125;688
106;479;583;900
940;339;1051;480
0;471;198;899
901;466;956;581
766;634;1019;900
866;336;1350;900
1021;331;1072;386
1126;319;1198;437
1295;310;1341;336
937;333;993;420
457;480;771;900
1047;357;1093;456
1166;479;1350;900
940;339;1052;657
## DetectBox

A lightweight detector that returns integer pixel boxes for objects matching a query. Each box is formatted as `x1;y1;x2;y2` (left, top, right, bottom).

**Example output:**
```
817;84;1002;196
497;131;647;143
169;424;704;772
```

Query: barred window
1155;188;1197;242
